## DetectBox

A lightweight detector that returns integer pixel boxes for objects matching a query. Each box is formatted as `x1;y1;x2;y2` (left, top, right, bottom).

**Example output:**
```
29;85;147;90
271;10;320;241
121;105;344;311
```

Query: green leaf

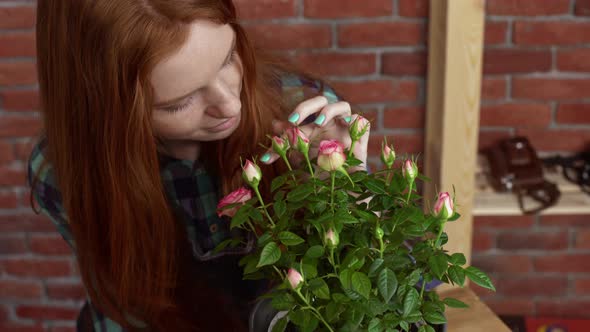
447;265;466;286
271;175;287;192
351;271;371;299
249;208;263;222
368;258;384;277
405;310;422;323
450;253;467;265
365;178;387;194
335;209;359;224
257;242;281;267
465;266;496;291
378;268;398;303
424;311;447;325
212;238;233;254
339;269;353;289
332;293;350;303
229;206;249;229
424;326;436;332
287;183;314;202
305;245;324;259
274;199;286;218
447;212;461;222
301;262;317;279
368;318;382;332
428;254;448;279
399;321;409;332
443;297;469;308
309;278;330;300
325;302;344;323
271;293;295;311
406;269;422;286
278;231;304;246
271;315;289;332
257;232;272;246
402;288;419;317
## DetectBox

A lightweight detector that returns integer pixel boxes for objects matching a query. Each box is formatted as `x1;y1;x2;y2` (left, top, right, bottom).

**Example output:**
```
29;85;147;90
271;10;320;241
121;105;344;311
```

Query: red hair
33;0;338;330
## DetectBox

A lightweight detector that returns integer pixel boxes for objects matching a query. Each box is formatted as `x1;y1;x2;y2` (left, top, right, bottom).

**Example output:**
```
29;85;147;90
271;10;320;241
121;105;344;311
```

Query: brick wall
1;0;589;330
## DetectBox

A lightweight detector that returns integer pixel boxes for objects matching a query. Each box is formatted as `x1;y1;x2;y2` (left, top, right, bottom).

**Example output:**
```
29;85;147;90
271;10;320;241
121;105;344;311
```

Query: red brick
0;62;37;86
472;254;533;273
512;78;590;100
338;22;424;47
0;141;13;165
478;130;512;152
1;258;72;277
0;167;26;186
574;278;590;294
483;49;551;74
514;22;590;45
16;305;79;321
557;103;590;124
0;32;36;57
46;282;86;301
0;305;7;322
0;190;18;209
304;0;392;18
0;324;44;332
49;326;77;332
557;48;590;72
234;0;295;19
515;129;590;152
487;0;570;15
15;140;36;161
485;21;508;45
381;52;426;76
383;107;424;129
0;6;36;29
481;77;507;101
497;231;568;251
29;234;71;255
537;300;590;319
0;116;42;138
244;24;331;50
294;52;376;76
398;0;428;17
331;80;419;104
575;0;590;16
0;234;27;254
575;229;590;249
475;215;535;228
369;133;423;155
472;230;494;253
0;90;39;112
0;280;42;299
483;298;534;316
535;254;590;273
540;214;589;227
0;214;57;233
480;103;551;127
496;277;567;296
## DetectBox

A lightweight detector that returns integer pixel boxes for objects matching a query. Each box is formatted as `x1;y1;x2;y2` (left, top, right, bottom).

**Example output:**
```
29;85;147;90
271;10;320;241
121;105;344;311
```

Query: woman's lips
207;117;237;132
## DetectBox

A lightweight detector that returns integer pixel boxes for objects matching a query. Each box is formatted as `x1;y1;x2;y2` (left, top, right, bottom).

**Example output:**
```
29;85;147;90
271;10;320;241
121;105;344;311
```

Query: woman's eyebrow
154;32;237;108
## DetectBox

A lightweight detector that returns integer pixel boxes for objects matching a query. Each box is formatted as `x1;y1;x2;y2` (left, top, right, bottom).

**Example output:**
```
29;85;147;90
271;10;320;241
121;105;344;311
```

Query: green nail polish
288;113;300;123
260;153;271;163
344;116;352;123
314;114;326;125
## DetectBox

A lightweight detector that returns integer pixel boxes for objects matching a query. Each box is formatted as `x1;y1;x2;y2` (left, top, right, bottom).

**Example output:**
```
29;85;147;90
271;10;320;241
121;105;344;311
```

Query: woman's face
151;20;243;149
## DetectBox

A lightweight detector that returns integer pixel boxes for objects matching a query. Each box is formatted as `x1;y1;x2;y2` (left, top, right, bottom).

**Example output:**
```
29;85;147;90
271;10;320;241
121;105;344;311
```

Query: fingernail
314;114;326;126
344;116;352;123
288;113;300;124
260;153;271;163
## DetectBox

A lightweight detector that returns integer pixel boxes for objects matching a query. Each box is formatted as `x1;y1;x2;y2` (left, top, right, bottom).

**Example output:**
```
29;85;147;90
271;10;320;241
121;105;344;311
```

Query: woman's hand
262;95;370;170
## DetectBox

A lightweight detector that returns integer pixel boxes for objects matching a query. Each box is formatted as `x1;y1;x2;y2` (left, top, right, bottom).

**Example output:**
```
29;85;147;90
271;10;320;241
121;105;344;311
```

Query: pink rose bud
216;187;253;217
349;116;370;141
286;127;310;154
434;192;454;220
380;142;396;168
242;160;261;187
287;268;303;290
325;228;339;248
317;140;346;172
402;159;418;183
271;136;289;156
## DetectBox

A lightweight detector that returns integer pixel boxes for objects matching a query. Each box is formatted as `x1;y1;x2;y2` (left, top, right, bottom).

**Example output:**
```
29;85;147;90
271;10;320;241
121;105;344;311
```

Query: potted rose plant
217;118;495;332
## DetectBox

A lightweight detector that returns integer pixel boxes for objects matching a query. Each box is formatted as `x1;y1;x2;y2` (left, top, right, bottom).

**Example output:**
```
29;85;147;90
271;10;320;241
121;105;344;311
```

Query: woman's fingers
287;96;329;126
310;101;352;128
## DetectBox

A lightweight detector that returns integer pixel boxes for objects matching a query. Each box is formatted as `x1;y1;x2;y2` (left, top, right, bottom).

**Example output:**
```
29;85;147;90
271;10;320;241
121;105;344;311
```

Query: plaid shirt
27;73;341;332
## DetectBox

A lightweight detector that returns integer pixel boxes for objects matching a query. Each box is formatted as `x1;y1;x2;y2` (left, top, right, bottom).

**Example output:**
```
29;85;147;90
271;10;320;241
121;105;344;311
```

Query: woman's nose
203;79;240;118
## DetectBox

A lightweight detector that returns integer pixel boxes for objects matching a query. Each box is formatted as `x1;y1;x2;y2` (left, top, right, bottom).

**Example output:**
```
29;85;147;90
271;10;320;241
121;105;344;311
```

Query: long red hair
33;0;338;330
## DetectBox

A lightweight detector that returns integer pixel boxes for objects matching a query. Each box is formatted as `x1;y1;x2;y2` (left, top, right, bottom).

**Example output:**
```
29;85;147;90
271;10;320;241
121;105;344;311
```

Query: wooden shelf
474;155;590;216
438;288;510;332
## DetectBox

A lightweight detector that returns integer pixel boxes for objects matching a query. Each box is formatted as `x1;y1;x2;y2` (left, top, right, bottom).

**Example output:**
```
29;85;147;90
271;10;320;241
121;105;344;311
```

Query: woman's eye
163;96;194;114
223;51;236;68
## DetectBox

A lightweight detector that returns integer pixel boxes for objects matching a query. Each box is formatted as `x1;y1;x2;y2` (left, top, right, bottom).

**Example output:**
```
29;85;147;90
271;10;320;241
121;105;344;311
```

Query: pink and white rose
317;140;346;172
217;187;253;217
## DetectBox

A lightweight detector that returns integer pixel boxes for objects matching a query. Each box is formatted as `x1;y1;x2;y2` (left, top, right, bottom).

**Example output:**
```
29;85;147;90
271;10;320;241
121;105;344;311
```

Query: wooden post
424;0;485;268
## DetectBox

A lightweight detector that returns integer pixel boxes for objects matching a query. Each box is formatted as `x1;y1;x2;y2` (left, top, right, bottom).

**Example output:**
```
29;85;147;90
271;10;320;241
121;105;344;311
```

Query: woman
28;1;370;331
